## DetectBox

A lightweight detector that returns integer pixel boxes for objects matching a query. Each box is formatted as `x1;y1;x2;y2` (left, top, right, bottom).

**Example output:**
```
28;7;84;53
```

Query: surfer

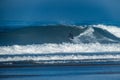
68;31;74;39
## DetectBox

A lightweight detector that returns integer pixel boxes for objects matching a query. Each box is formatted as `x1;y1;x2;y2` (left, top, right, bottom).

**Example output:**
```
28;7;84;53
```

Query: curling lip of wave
72;25;120;43
94;24;120;38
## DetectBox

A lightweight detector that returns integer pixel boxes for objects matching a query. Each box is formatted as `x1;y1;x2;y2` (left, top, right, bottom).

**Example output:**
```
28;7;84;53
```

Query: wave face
0;25;82;46
0;24;120;65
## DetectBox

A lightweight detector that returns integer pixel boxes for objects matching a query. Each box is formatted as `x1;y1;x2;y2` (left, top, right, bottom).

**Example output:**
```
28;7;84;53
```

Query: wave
72;25;120;43
0;54;120;62
0;24;120;45
0;43;120;55
0;43;120;64
0;24;120;64
94;24;120;38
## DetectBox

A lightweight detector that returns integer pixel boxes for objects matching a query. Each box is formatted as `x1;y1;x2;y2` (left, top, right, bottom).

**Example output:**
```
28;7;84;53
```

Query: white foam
0;55;120;62
0;43;120;55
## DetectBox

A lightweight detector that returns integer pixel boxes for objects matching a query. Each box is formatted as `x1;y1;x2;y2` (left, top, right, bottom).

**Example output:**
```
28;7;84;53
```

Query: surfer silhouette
68;31;74;39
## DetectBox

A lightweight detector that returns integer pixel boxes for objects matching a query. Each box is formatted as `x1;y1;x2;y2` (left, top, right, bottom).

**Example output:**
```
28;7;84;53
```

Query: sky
0;0;120;27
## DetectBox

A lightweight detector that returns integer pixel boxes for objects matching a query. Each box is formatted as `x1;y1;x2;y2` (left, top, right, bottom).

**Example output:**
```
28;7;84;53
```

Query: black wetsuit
68;32;74;39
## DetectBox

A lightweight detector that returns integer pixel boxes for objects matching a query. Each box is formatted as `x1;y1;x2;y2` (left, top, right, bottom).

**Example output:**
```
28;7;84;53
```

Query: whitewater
0;43;120;55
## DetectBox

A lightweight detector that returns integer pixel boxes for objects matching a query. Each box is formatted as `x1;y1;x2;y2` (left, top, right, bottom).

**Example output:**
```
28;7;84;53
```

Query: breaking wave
94;24;120;38
0;24;120;65
0;24;120;45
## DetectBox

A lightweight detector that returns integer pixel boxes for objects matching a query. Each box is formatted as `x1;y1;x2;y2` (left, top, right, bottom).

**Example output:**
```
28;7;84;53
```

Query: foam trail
0;43;120;55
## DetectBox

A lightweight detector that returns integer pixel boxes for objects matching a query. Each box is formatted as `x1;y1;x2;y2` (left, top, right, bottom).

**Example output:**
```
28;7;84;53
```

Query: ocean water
0;24;120;80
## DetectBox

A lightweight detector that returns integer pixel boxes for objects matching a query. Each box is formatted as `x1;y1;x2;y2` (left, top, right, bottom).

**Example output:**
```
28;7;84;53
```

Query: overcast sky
0;0;120;27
